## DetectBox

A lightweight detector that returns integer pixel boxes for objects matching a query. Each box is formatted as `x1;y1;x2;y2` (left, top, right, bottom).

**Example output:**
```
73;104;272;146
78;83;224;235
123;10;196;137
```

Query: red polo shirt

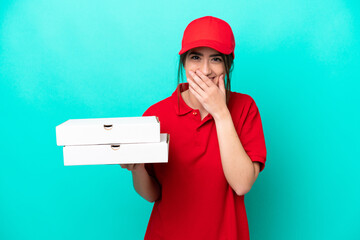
142;82;267;240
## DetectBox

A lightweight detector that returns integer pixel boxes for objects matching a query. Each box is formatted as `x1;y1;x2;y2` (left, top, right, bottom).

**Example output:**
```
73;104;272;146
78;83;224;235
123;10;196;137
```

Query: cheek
184;62;199;72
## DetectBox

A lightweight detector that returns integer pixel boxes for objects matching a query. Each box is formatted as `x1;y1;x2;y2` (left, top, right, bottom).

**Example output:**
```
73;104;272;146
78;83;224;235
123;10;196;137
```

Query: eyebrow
188;51;222;57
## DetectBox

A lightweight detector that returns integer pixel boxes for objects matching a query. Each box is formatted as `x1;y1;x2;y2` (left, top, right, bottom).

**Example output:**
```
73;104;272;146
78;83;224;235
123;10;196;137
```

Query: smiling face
184;47;226;87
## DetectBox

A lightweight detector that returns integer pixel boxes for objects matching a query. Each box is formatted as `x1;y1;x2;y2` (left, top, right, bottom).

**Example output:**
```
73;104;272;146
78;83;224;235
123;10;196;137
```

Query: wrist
213;107;231;122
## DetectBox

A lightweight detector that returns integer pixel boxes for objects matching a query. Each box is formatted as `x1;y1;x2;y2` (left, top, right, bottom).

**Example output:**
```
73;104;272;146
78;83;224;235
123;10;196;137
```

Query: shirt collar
172;82;193;116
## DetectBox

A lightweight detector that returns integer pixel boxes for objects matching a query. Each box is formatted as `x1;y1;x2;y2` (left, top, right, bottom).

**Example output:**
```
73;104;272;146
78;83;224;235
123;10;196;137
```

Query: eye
190;55;200;60
212;57;223;62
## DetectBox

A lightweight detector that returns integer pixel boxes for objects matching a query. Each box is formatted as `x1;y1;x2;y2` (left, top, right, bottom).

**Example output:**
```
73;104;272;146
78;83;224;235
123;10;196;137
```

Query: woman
120;16;267;240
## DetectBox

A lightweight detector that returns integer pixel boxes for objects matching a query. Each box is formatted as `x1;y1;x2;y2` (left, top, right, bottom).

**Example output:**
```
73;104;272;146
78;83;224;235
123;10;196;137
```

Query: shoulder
142;95;173;117
229;91;258;113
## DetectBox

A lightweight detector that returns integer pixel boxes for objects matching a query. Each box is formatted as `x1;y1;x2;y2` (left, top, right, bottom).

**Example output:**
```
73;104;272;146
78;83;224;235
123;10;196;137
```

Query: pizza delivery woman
120;16;267;240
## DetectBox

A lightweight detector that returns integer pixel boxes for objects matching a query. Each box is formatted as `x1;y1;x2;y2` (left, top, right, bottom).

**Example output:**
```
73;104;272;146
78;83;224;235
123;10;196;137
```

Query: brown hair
176;50;234;111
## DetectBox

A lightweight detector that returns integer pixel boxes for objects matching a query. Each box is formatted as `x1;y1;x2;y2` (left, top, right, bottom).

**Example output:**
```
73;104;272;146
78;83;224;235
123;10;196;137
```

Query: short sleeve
142;107;157;178
236;97;267;172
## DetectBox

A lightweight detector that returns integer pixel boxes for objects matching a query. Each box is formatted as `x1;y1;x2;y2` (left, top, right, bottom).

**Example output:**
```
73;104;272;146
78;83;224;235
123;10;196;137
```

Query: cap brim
178;40;234;59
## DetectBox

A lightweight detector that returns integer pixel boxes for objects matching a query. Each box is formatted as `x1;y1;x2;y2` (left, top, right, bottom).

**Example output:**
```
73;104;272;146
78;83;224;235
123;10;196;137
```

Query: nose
199;61;212;76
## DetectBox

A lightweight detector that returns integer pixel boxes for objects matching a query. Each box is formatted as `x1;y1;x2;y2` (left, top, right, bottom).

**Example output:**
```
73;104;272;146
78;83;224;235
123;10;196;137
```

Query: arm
187;70;264;196
120;164;161;202
213;109;261;196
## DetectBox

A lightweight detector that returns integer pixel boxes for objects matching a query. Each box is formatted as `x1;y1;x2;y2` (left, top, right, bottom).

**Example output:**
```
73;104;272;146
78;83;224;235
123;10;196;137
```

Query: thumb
219;74;226;94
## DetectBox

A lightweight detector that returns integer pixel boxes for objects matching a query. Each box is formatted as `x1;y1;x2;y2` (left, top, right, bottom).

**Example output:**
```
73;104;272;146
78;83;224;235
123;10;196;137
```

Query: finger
187;77;205;98
189;71;209;92
120;164;127;168
219;74;226;94
194;70;214;87
127;164;135;171
189;83;203;102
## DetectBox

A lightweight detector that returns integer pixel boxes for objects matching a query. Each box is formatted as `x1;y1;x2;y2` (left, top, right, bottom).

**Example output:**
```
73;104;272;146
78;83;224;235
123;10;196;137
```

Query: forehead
188;46;220;55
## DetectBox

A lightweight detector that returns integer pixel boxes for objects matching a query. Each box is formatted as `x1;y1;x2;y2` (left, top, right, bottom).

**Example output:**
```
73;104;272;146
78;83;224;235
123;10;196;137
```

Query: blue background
1;0;359;239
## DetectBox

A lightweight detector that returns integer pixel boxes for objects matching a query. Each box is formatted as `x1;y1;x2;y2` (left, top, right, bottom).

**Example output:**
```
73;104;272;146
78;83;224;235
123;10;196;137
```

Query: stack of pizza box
56;116;169;166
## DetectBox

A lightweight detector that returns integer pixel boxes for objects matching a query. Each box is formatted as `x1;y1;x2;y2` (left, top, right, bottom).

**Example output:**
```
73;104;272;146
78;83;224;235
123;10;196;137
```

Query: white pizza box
62;133;169;166
56;116;160;146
